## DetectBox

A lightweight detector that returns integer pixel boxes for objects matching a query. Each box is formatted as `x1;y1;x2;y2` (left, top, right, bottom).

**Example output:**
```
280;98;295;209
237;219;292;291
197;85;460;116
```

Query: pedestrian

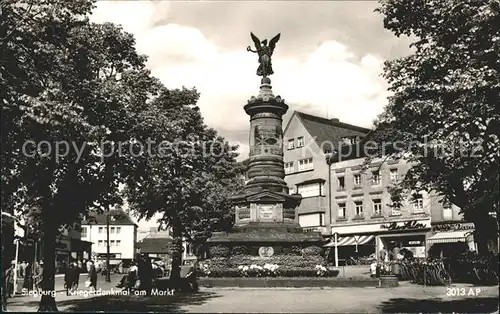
5;261;15;298
23;262;33;291
379;246;387;262
137;255;153;295
72;262;80;290
64;263;75;295
392;243;401;261
87;261;98;292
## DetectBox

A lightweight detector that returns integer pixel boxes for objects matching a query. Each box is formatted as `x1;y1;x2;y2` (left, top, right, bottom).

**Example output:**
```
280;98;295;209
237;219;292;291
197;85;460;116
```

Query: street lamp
105;209;111;282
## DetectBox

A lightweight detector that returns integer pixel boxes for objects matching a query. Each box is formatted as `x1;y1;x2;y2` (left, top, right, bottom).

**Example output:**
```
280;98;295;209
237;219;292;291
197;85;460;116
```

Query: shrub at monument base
198;254;338;278
199;268;339;278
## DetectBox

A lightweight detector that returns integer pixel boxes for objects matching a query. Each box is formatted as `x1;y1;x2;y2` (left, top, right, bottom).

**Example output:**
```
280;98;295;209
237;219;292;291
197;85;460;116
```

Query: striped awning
324;235;375;247
426;230;474;244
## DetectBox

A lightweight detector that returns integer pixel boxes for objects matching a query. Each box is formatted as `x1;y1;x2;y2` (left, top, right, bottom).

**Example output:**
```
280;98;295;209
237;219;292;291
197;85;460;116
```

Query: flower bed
198;255;338;278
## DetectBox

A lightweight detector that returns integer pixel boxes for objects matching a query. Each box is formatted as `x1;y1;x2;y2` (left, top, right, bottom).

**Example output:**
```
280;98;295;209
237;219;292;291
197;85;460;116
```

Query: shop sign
433;222;474;232
381;220;428;231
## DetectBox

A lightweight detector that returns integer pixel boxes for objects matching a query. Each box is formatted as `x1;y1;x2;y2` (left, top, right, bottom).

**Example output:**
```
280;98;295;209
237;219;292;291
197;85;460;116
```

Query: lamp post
325;152;335;237
105;209;111;282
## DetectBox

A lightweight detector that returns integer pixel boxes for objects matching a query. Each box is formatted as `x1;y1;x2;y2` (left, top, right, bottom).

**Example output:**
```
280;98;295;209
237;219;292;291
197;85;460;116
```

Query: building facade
81;209;138;266
427;199;477;257
283;111;470;263
283;111;370;235
327;156;434;262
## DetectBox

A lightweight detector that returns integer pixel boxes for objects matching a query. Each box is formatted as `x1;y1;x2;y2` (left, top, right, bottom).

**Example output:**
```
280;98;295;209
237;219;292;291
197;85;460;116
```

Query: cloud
89;2;397;231
89;0;394;147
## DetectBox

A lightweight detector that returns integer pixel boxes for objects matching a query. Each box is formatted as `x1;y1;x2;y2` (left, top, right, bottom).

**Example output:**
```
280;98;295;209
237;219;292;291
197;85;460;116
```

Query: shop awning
324;235;375;247
426;231;473;244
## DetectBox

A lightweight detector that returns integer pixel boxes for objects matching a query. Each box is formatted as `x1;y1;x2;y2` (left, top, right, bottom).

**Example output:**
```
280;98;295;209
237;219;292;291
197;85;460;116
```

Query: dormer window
297;136;305;148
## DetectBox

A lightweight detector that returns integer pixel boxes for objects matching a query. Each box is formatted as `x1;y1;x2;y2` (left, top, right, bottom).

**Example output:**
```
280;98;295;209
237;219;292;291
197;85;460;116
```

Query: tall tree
370;0;499;253
125;88;244;283
1;0;161;310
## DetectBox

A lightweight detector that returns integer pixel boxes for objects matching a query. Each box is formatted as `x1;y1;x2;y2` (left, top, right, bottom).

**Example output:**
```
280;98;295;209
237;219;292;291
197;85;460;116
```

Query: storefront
327;218;432;263
427;222;475;258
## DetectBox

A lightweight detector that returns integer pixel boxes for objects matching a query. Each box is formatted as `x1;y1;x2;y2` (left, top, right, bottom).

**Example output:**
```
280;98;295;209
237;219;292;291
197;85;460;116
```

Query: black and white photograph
1;0;499;312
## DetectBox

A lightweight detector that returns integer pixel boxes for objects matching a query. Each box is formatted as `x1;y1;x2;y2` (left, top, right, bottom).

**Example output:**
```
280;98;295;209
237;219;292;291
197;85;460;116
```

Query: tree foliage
1;0;161;310
124;87;245;280
2;0;244;306
370;0;500;253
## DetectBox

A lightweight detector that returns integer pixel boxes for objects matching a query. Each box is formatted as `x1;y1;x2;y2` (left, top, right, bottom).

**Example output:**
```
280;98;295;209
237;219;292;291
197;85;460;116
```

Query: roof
83;209;137;226
285;111;371;152
137;237;173;254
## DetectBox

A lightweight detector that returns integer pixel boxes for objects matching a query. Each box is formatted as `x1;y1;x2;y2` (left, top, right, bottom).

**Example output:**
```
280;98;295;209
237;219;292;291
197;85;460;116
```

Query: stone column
244;77;289;194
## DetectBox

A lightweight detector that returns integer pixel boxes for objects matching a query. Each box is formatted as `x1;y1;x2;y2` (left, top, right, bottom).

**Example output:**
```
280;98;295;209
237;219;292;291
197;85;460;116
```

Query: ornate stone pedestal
208;77;324;255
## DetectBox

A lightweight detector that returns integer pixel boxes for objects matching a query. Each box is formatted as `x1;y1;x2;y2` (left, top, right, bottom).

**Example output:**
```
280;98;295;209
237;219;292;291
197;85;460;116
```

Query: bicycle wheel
345;259;354;266
438;269;451;285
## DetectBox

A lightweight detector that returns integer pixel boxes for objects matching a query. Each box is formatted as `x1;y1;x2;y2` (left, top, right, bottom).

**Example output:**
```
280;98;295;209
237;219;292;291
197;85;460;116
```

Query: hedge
204;254;326;269
201;268;340;278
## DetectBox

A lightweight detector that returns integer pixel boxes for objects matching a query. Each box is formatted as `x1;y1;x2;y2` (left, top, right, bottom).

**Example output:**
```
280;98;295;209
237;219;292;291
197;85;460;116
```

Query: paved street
6;281;498;313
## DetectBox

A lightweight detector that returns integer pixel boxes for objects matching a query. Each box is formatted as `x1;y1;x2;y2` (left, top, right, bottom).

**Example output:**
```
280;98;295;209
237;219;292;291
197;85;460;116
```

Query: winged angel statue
247;32;281;77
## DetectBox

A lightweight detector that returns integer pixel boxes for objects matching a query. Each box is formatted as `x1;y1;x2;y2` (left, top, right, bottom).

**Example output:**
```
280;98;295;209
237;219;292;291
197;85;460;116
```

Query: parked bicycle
345;256;375;266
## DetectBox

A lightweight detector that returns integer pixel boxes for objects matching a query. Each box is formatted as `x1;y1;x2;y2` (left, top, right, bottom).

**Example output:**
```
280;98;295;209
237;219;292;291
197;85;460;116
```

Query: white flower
238;265;243;270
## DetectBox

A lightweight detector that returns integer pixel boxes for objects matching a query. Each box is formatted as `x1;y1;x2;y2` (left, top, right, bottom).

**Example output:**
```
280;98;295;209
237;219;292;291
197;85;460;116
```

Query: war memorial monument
208;33;325;257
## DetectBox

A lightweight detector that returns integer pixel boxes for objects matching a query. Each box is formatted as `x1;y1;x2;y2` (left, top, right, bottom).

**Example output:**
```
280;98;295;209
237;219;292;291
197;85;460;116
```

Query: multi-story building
137;227;197;264
283;110;469;263
10;210;91;273
81;209;138;266
327;154;434;261
426;197;477;257
283;111;370;235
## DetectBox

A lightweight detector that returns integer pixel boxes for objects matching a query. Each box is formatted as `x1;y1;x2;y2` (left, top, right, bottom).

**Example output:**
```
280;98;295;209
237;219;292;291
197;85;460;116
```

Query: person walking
64;263;75;295
5;262;15;298
87;261;98;292
23;262;33;291
72;262;80;291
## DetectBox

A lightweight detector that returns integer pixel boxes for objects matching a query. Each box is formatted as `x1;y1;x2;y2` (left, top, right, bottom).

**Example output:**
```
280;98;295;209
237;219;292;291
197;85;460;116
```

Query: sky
89;0;413;232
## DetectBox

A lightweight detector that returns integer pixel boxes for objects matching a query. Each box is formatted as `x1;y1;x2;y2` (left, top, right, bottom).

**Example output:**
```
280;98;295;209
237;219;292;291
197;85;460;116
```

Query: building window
98;240;104;247
116;240;121;247
353;174;361;186
319;213;324;226
337;177;345;190
338;203;346;218
372;171;381;185
297;136;305;148
390;169;398;182
373;199;382;216
297;183;323;198
110;240;115;247
413;194;424;213
116;227;121;234
81;227;87;238
98;227;104;234
110;227;115;234
355;201;363;217
287;139;295;150
443;201;453;220
285;162;294;174
391;202;402;216
298;158;313;171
